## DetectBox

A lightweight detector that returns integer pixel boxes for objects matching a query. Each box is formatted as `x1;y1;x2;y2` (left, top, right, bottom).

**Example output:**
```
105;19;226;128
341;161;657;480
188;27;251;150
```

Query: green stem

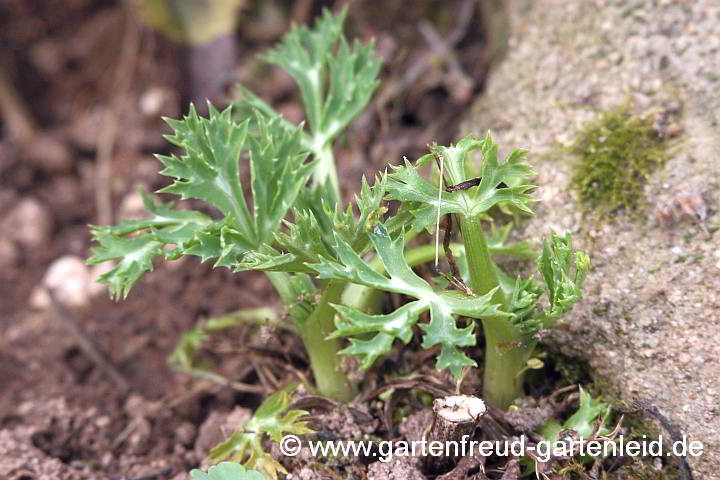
311;141;341;204
299;281;357;401
458;215;504;303
265;271;297;305
481;319;532;409
458;214;526;409
265;271;355;401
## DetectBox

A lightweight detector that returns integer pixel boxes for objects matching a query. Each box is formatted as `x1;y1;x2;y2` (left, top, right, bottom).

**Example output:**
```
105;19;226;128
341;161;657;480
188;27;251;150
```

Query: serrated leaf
90;103;315;299
88;191;217;299
158;104;313;245
232;9;380;203
158;105;254;236
260;8;380;145
210;387;313;480
507;277;544;337
190;462;265;480
318;224;508;377
247;115;316;242
500;232;589;340
386;134;536;232
238;174;391;274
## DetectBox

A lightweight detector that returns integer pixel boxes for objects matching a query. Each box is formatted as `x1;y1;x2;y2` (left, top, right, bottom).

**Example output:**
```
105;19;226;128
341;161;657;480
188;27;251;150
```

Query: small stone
175;421;197;447
139;86;174;117
30;255;92;309
2;197;53;249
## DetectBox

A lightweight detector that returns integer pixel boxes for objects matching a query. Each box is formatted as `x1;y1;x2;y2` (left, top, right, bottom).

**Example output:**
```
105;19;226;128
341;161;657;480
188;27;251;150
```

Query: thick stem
457;215;504;304
481;319;532;409
424;395;486;474
458;214;528;409
265;272;355;401
299;281;357;402
265;271;298;306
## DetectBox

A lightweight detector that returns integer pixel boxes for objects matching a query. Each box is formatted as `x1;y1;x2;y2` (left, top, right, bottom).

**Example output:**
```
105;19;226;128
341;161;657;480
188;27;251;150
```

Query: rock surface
465;0;720;477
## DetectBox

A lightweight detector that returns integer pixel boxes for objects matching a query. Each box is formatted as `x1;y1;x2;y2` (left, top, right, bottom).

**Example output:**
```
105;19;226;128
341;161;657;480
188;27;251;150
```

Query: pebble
29;255;103;309
2;197;53;249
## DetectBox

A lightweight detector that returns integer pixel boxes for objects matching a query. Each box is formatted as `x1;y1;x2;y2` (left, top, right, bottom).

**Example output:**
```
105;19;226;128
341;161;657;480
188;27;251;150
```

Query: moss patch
570;105;669;217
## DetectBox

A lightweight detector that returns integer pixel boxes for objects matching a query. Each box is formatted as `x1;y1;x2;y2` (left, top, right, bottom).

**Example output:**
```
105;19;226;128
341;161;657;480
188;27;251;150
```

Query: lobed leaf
318;224;508;377
501;231;589;340
90;103;315;299
238;174;392;274
210;387;313;479
159;104;313;245
87;192;235;299
538;232;590;328
260;8;381;145
386;134;536;232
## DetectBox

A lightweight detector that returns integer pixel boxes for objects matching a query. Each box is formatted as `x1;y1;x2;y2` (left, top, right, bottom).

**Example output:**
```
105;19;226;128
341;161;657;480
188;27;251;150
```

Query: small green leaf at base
209;387;313;480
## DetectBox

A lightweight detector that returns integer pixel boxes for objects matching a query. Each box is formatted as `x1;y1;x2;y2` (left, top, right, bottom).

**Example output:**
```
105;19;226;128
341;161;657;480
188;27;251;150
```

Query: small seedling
208;386;312;478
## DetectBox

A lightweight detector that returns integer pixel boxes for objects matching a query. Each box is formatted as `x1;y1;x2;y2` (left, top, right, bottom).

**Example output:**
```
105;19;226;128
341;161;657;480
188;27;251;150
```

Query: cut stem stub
424;395;486;474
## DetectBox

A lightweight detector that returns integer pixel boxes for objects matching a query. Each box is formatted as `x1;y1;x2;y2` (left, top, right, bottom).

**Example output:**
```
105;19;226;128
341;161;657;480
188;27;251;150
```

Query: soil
0;1;493;479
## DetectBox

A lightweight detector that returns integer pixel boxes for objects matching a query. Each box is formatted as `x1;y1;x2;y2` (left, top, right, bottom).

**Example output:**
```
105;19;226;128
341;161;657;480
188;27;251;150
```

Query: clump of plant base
87;9;602;478
570;105;669;216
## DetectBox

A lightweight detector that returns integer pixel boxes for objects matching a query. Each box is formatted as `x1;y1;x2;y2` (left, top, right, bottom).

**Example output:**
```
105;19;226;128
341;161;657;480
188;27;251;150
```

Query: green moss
570;105;669;217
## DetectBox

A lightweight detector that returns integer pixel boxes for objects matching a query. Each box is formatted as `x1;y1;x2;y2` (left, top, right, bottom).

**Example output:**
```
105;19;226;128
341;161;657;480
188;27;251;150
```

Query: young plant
209;387;313;478
379;136;590;408
88;8;589;414
237;134;589;410
88;9;379;402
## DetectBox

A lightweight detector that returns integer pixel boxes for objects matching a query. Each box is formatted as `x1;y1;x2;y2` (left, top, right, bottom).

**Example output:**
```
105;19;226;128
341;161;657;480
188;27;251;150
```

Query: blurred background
0;0;501;477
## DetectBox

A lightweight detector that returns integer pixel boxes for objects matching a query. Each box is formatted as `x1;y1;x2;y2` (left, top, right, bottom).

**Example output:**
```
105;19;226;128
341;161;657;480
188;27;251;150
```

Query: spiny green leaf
260;8;380;145
507;277;544;337
247;115;316;242
501;232;589;340
91;103;315;299
386;134;536;232
159;104;255;236
159;104;313;245
190;462;265;480
88;191;217;299
318;224;508;377
238;174;391;273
